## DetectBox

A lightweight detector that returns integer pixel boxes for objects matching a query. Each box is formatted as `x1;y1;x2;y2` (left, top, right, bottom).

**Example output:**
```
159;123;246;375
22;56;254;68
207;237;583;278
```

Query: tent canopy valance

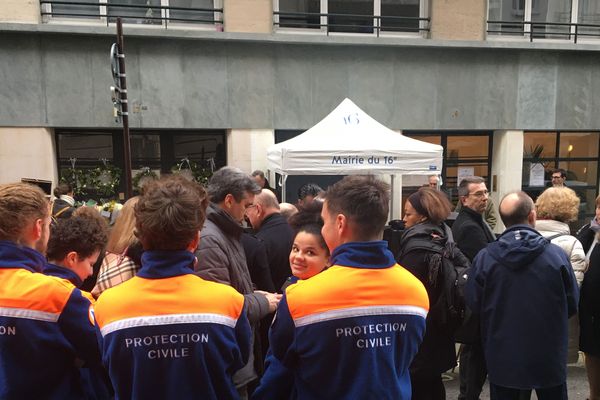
267;98;443;176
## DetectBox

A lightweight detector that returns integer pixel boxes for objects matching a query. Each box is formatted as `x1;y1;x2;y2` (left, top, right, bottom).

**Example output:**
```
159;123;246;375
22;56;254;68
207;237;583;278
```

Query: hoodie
466;225;579;389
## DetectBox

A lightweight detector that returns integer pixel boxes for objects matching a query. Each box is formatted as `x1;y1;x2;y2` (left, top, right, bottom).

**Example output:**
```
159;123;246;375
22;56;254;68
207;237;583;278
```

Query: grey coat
195;203;270;387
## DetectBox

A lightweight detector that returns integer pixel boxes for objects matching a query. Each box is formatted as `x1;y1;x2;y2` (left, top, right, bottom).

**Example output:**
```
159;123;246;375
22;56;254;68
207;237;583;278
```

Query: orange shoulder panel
94;274;244;328
0;269;75;314
286;264;429;320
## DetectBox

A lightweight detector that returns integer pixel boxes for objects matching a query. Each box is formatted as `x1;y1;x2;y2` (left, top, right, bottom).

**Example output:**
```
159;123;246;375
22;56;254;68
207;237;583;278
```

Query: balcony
40;0;223;30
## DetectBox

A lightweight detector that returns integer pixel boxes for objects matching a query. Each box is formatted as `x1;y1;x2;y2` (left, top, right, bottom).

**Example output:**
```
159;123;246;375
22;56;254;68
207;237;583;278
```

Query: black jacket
397;222;457;375
52;198;75;220
577;223;600;318
256;213;294;291
452;206;496;262
241;233;275;292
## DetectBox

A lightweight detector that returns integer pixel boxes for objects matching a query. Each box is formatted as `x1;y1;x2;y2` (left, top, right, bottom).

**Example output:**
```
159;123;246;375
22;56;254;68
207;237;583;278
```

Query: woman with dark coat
52;182;76;220
396;187;456;400
576;194;600;400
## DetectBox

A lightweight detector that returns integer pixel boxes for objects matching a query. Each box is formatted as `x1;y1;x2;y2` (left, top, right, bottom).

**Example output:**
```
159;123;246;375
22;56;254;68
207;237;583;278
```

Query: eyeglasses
467;190;489;198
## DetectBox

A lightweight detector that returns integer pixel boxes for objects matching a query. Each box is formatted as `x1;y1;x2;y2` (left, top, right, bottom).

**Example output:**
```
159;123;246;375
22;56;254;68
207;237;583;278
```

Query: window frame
41;0;223;30
273;0;428;37
487;0;600;42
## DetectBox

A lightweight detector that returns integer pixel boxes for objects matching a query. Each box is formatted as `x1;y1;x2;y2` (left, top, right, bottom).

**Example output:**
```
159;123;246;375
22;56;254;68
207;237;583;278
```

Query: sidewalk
443;359;588;399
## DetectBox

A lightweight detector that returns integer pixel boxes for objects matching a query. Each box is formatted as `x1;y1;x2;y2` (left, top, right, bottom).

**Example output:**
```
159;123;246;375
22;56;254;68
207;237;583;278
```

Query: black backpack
398;225;471;333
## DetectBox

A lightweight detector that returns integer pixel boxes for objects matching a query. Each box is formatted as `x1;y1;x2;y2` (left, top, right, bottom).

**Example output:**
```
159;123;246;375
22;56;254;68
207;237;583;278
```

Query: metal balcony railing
487;20;600;43
40;1;223;28
274;11;429;37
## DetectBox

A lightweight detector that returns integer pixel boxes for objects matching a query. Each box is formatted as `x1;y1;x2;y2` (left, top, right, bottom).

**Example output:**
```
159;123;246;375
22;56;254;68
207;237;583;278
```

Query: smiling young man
0;183;102;398
254;175;429;399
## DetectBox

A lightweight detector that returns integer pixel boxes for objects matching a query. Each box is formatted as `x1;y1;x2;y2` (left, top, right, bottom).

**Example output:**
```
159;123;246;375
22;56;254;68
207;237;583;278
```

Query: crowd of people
0;166;598;400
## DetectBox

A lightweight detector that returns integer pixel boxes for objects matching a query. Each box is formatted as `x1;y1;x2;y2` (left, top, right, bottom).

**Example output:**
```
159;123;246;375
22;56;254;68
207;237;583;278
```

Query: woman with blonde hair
577;194;600;400
92;196;142;297
535;187;586;286
535;186;587;366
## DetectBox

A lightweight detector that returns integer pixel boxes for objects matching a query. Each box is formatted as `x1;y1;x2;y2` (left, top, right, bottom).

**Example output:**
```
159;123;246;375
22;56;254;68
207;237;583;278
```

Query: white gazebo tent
267;98;443;219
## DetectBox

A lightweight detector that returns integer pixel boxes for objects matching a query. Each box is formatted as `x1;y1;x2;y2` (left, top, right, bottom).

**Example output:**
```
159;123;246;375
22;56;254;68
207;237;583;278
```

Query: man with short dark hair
466;191;578;400
0;183;101;398
254;175;429;399
195;167;281;396
297;182;323;208
551;168;567;187
251;170;279;200
453;176;496;400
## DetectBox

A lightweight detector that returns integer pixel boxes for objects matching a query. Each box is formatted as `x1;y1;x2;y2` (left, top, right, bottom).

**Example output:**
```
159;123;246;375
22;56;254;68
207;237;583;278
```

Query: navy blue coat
466;225;579;389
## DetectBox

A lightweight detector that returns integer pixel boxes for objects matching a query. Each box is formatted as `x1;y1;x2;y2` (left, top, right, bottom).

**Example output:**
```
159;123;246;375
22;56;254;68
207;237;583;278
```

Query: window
403;131;493;207
56;129;226;199
488;0;598;40
522;131;600;228
42;0;222;27
274;0;427;35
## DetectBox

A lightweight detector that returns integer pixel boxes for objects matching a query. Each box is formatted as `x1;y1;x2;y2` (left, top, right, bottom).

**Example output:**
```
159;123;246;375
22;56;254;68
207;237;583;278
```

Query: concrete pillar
0;0;41;23
0;127;58;187
223;0;273;33
226;129;274;176
429;0;486;40
491;130;524;233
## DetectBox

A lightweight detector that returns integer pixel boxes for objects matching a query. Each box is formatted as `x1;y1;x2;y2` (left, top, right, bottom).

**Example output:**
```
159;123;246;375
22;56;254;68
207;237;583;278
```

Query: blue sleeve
559;253;580;318
58;289;102;368
465;251;485;315
252;295;296;400
252;348;294;399
234;304;252;370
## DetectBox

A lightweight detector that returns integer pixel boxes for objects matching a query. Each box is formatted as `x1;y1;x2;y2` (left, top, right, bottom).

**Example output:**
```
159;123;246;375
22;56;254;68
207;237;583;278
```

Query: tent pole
281;174;287;203
390;174;394;222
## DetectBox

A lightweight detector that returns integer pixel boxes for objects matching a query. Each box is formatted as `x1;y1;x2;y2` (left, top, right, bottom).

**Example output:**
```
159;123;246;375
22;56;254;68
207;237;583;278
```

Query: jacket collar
206;203;243;238
136;250;196;279
44;263;82;287
260;212;284;229
0;240;46;273
461;205;484;220
330;241;396;269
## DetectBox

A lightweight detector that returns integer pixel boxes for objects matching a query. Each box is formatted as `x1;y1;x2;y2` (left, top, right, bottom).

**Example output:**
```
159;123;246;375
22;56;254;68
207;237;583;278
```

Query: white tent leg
390;174;402;221
280;174;288;203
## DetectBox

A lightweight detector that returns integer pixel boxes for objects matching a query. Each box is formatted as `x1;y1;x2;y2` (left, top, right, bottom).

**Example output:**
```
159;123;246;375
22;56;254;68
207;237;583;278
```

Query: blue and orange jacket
94;250;252;400
44;262;113;400
254;241;429;400
0;240;102;399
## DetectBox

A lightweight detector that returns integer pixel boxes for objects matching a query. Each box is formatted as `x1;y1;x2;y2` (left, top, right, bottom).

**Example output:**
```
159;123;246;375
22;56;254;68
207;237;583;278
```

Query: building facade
0;0;599;229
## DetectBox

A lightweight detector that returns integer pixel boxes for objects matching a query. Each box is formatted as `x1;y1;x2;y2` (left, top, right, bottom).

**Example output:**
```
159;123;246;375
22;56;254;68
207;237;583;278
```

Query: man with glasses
551;169;567;187
453;176;496;400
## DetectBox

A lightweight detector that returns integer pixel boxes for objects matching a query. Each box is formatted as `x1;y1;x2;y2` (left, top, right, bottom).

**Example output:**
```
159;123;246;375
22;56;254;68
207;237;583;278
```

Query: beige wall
0;0;40;24
226;129;274;175
491;130;524;233
430;0;486;41
223;0;272;33
0;128;58;188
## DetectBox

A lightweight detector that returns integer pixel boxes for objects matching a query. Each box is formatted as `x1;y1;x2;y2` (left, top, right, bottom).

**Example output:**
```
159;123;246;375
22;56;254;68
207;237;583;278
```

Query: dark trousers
489;382;567;400
410;371;446;400
458;342;488;400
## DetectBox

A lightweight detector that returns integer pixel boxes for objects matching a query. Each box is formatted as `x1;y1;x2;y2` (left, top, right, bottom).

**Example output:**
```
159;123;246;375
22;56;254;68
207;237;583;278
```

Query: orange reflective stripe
95;275;244;329
286;265;429;320
0;269;73;314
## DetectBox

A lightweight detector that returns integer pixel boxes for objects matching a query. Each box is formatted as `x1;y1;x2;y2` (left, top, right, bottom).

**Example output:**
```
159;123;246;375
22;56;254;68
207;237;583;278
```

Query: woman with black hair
52;182;76;221
396;187;457;400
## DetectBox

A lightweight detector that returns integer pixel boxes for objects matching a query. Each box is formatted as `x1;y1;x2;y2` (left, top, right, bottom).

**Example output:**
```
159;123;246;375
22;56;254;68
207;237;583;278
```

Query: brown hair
46;215;108;261
323;175;390;240
535;187;580;223
135;175;209;251
0;183;49;242
458;176;486;197
106;196;139;254
408;187;452;225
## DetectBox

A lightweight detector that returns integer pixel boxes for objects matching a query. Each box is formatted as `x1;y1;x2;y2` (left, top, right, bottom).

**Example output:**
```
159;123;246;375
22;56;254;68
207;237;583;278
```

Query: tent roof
267;98;443;175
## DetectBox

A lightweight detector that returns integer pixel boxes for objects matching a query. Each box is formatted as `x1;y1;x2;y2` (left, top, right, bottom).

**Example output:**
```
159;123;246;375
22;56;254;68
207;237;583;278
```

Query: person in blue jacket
0;182;102;399
94;174;252;399
254;175;429;400
466;191;579;400
45;212;112;400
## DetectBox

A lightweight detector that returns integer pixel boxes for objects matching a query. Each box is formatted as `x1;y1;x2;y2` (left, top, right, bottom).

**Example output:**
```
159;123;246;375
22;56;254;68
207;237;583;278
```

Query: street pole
116;17;132;200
